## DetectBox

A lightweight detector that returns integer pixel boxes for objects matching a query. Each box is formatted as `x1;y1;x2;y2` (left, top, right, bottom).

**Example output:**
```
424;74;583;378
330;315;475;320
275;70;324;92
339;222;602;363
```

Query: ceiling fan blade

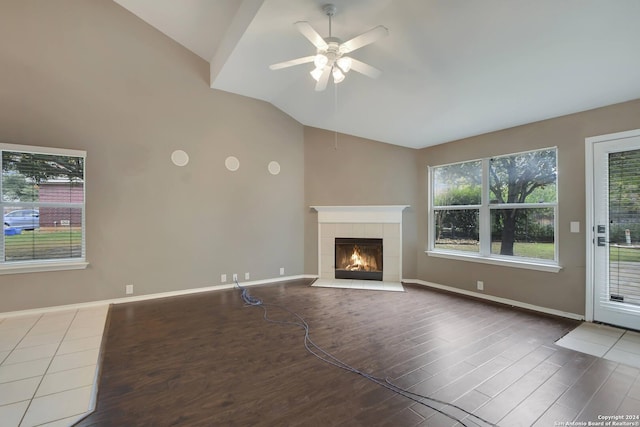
295;21;328;50
339;25;388;54
269;56;316;70
349;59;382;79
315;67;331;91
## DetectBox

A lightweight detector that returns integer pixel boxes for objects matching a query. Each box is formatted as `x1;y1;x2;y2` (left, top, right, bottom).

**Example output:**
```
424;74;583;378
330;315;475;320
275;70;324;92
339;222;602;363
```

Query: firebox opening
335;238;383;281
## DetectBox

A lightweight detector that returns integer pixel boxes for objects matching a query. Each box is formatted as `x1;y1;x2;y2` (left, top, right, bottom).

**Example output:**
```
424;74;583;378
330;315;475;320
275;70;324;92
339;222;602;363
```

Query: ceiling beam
210;0;265;88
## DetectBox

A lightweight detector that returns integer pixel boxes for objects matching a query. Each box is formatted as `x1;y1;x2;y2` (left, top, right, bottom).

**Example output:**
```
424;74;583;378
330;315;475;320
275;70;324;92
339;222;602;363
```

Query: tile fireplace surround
311;206;409;282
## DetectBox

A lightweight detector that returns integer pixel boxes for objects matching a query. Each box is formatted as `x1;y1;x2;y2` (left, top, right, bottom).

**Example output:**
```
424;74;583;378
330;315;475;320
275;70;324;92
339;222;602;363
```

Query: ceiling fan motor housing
319;39;341;65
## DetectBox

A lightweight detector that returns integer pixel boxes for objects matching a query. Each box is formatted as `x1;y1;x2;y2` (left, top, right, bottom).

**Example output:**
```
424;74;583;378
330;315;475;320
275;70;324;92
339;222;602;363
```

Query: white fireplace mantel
311;205;409;282
311;205;409;224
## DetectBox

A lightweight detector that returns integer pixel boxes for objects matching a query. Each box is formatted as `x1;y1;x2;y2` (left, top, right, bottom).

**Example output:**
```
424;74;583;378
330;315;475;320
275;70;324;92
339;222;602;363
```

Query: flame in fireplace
350;246;364;269
345;245;378;272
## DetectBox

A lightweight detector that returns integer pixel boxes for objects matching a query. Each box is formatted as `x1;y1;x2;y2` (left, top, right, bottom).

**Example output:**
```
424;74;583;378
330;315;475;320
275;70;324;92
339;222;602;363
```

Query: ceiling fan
269;3;388;91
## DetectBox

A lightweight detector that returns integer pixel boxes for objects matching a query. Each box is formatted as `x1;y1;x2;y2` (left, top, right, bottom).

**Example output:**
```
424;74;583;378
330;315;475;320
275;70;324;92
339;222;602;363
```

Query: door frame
585;128;640;323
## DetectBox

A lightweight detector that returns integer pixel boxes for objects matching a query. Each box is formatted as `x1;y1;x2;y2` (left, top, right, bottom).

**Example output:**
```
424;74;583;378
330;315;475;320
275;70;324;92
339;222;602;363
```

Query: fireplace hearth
335;238;383;281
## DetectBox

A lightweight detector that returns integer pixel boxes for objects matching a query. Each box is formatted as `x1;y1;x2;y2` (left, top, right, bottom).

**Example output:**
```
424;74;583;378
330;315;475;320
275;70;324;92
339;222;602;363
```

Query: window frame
427;147;561;273
0;142;88;275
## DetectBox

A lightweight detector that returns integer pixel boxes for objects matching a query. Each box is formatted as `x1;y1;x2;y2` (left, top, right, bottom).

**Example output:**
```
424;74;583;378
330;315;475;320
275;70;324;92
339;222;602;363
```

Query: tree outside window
433;160;481;253
430;148;558;263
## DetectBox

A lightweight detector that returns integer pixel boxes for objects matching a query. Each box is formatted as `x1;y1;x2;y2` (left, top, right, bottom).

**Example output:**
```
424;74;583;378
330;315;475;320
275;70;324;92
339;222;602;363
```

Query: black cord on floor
234;280;498;427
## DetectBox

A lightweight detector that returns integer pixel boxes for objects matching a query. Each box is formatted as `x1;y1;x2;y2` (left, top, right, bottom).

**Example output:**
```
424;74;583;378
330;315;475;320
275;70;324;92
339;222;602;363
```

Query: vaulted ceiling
114;0;640;148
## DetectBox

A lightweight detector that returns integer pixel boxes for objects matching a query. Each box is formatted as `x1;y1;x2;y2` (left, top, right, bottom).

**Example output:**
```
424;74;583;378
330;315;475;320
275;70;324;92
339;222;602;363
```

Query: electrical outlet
126;284;134;295
477;281;484;291
232;273;238;281
280;267;285;276
245;272;250;280
221;274;227;283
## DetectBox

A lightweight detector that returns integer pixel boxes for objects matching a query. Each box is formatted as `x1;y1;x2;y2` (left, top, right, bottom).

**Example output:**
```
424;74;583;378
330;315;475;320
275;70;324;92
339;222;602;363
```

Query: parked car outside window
3;209;40;230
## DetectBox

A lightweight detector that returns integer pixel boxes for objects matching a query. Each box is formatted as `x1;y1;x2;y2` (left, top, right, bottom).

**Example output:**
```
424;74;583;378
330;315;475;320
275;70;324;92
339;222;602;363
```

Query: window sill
425;250;562;273
0;260;89;275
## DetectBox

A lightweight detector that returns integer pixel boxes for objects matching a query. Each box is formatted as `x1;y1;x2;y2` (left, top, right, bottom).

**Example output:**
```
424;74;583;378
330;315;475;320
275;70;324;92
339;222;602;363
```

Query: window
433;160;481;253
429;147;558;270
1;143;86;273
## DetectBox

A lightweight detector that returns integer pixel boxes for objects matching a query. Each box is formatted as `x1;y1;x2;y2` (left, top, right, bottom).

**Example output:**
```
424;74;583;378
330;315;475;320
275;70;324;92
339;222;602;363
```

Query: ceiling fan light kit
310;66;324;81
269;3;388;91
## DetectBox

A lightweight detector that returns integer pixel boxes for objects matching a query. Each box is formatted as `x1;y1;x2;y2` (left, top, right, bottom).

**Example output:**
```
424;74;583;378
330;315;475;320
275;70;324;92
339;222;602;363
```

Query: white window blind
1;144;86;267
608;148;640;305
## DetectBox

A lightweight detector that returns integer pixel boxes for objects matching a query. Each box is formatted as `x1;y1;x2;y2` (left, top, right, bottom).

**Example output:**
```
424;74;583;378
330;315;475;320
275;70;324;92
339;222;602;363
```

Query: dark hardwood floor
75;280;640;426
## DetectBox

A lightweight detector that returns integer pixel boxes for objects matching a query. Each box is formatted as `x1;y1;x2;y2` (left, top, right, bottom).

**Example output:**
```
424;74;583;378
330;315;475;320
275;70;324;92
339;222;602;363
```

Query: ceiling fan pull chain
334;83;339;150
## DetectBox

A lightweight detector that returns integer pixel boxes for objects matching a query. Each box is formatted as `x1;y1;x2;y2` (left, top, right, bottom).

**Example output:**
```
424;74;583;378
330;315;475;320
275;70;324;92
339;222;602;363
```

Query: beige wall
3;2;640;317
416;99;640;315
0;1;305;311
304;128;419;278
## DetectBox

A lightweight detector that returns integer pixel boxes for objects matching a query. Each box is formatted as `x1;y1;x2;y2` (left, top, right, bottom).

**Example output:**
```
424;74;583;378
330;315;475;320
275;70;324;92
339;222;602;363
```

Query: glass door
593;134;640;330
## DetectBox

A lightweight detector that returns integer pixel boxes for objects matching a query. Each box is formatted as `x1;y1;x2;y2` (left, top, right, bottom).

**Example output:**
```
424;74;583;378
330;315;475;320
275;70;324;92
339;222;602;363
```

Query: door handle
598;236;607;247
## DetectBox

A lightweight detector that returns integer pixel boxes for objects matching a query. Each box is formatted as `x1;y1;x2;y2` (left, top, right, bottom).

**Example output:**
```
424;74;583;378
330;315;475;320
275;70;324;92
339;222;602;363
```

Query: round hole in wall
225;156;240;172
268;161;281;175
171;150;189;167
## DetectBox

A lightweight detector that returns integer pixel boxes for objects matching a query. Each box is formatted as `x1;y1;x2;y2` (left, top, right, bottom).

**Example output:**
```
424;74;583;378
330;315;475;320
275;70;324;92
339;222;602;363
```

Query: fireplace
311;205;408;282
335;238;383;281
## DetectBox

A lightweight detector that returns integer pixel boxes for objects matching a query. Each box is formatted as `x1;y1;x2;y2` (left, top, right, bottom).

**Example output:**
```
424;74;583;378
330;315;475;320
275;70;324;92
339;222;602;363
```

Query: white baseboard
403;278;584;321
0;275;315;319
5;276;579;322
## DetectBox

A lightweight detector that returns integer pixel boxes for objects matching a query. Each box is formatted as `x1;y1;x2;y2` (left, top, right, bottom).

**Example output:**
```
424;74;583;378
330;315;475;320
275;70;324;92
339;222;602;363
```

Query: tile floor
311;279;405;292
0;305;108;427
556;322;640;368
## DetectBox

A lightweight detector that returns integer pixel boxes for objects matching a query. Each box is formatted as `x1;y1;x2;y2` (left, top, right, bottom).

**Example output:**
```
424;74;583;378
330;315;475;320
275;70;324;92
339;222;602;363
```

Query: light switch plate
570;221;580;233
